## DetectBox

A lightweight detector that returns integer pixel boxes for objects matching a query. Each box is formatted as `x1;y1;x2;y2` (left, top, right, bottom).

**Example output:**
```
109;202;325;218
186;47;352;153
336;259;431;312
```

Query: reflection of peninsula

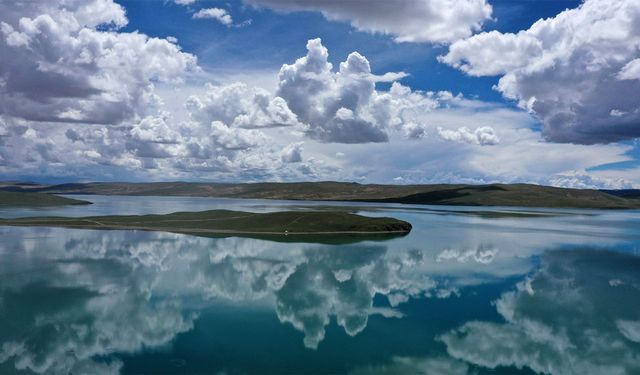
0;209;412;243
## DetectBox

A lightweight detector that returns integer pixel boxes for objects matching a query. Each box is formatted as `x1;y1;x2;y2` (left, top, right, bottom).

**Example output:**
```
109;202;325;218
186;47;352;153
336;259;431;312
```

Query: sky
0;0;639;188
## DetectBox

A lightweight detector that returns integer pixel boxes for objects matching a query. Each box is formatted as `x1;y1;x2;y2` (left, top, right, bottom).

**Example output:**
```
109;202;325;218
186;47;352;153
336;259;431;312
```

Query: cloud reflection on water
0;228;454;372
0;207;639;374
440;250;640;375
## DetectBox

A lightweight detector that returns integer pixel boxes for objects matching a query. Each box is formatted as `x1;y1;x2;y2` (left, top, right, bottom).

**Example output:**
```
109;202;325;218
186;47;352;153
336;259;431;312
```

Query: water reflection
0;201;639;374
0;228;455;373
440;250;640;375
0;231;198;373
351;356;472;375
273;246;434;349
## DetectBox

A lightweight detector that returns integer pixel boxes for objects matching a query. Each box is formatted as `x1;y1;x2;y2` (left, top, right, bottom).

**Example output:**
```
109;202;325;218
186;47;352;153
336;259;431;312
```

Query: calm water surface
1;195;640;374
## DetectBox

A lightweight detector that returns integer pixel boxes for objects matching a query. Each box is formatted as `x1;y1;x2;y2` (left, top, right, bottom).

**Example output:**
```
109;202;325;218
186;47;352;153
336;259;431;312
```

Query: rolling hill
0;191;91;207
1;181;639;209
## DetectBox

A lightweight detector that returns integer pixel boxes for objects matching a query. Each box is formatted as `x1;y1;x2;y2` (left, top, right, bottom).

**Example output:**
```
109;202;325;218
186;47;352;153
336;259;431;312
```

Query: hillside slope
2;182;639;209
0;191;91;207
370;184;638;209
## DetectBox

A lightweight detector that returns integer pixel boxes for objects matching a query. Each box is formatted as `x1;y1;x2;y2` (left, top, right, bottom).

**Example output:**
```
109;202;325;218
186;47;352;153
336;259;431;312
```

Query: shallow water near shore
1;195;640;374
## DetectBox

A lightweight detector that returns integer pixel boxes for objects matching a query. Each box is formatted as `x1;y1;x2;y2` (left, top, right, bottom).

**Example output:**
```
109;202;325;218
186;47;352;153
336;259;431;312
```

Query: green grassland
0;209;412;242
365;184;640;209
3;181;639;209
0;191;91;207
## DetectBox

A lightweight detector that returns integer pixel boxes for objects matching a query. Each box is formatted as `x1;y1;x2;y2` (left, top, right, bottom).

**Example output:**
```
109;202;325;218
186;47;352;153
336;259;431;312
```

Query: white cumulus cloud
246;0;492;44
185;82;301;129
549;169;636;190
437;126;499;145
193;8;233;26
0;0;198;125
440;0;640;144
281;142;303;163
276;38;449;143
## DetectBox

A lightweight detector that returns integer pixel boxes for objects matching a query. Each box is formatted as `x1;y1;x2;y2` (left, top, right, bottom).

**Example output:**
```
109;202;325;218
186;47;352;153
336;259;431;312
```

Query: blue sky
118;0;580;99
0;0;638;187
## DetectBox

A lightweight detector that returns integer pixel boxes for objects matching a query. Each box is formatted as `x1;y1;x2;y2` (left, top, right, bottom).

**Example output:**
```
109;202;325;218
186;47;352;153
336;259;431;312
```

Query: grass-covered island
0;191;91;207
0;209;412;243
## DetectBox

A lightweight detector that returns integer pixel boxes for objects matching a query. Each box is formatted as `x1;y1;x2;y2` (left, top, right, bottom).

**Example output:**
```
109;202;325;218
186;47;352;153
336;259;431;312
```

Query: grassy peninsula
0;191;91;207
3;181;639;209
0;209;412;242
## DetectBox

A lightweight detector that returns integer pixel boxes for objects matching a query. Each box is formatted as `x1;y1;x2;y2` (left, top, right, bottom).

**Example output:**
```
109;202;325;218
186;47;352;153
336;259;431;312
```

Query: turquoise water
1;196;640;374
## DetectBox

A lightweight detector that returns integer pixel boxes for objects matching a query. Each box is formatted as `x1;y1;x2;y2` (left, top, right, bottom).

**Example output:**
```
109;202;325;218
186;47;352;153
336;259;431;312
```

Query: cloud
618;58;640;81
174;0;197;5
0;110;338;182
0;0;197;126
2;90;635;186
246;0;492;44
371;71;410;83
0;30;637;187
193;8;233;26
276;39;386;143
281;142;303;163
440;0;640;144
549;169;636;190
185;82;301;129
437;126;499;145
208;120;265;150
276;38;445;143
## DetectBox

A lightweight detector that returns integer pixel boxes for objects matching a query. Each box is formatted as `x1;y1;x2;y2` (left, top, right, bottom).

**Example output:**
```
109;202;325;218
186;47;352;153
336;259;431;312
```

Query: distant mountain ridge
1;181;639;209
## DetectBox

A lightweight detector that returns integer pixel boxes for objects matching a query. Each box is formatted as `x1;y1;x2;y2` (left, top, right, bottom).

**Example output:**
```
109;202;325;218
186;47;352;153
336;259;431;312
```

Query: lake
1;195;640;374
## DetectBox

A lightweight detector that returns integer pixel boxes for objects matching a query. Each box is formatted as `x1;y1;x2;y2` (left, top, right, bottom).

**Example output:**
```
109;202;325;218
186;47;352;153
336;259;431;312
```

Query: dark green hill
0;191;91;207
2;181;639;209
370;184;639;209
601;189;640;199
